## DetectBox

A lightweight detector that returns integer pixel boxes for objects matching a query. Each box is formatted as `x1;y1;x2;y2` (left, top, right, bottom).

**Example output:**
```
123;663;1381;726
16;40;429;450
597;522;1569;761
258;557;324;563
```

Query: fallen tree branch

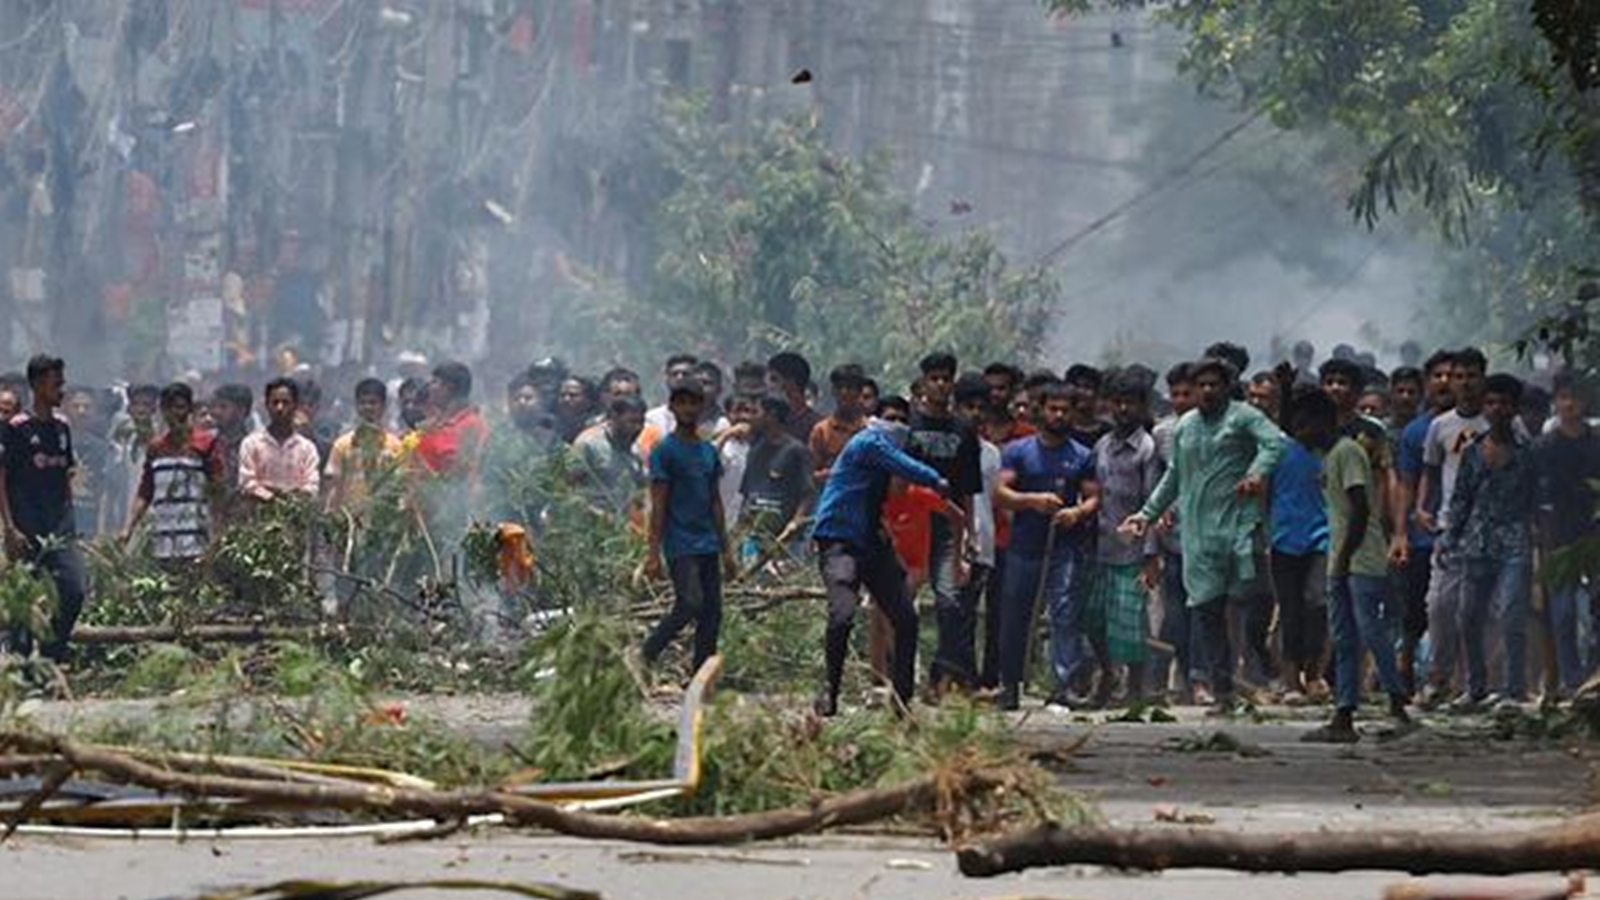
0;761;70;843
1;731;1015;846
72;624;333;646
957;820;1600;877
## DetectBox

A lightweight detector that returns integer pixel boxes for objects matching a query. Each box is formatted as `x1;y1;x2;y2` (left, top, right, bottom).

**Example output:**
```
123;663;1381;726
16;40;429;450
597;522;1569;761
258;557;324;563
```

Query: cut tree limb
72;624;332;645
0;731;1013;846
958;820;1600;877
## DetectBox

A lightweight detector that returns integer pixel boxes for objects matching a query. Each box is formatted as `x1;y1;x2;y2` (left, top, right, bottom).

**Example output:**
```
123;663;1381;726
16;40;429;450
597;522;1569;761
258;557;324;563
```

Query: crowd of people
0;338;1596;740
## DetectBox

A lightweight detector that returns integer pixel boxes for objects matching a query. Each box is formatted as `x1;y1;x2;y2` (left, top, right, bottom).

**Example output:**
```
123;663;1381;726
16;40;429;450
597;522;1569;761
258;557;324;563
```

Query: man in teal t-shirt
643;380;737;673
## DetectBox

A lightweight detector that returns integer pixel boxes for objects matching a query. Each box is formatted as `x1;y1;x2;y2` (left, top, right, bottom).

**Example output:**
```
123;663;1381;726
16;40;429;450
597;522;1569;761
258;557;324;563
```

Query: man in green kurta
1121;356;1283;706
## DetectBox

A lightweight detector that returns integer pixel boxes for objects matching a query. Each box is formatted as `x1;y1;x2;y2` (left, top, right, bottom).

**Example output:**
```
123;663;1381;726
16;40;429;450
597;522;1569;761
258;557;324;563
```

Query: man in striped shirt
122;383;223;564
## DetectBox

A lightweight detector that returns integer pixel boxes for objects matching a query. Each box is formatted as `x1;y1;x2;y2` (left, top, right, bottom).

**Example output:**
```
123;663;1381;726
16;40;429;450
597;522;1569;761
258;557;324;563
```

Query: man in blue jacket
812;417;951;717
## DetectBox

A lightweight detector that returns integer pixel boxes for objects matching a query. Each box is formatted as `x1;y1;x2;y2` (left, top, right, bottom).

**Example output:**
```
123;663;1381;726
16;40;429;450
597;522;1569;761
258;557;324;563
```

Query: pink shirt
239;430;321;500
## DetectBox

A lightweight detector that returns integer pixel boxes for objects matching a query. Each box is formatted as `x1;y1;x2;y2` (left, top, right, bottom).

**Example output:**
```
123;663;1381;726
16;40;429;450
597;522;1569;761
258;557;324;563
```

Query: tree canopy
1048;0;1600;362
547;98;1057;383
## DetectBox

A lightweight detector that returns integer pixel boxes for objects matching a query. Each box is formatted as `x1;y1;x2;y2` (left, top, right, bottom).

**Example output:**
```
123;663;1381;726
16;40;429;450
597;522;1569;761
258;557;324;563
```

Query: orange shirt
882;484;944;580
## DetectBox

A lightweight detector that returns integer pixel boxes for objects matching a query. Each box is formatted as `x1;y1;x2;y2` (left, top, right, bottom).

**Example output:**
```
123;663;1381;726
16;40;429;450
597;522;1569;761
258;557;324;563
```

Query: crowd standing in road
0;341;1595;739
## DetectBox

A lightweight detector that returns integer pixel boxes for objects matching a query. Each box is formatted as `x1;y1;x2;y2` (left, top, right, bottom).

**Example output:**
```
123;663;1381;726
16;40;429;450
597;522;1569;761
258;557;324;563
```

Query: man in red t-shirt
415;361;490;484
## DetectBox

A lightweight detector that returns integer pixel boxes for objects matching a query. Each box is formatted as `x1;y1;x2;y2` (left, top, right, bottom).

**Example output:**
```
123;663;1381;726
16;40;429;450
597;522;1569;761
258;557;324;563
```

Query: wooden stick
957;820;1600;877
72;624;332;645
1;731;1013;846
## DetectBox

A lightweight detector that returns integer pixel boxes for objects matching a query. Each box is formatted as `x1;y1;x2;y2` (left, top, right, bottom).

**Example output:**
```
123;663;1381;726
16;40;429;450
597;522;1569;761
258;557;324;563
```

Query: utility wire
1036;108;1266;266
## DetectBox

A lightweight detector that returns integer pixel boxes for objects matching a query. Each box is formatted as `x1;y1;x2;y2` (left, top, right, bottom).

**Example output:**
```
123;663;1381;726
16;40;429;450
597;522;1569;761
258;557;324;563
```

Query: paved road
4;697;1594;899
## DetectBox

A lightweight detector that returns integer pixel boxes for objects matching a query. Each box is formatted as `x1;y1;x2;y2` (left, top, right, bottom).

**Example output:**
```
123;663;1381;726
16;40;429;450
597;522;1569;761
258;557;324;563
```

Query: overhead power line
1035;108;1266;267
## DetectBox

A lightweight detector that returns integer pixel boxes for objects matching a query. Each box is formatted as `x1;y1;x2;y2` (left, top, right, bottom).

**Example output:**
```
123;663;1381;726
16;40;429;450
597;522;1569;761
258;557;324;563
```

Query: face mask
867;417;911;449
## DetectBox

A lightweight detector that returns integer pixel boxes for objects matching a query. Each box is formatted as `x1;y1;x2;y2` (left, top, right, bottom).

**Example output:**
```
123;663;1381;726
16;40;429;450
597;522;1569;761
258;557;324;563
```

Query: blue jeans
1000;549;1085;693
1461;555;1531;700
1547;582;1592;693
1328;573;1404;710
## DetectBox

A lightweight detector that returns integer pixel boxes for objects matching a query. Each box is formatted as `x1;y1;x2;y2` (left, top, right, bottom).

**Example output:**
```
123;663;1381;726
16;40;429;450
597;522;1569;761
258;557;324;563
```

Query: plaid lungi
1087;561;1150;664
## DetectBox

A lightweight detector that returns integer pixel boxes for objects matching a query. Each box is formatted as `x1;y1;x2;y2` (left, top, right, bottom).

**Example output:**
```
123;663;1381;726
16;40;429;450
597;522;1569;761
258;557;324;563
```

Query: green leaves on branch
551;97;1058;382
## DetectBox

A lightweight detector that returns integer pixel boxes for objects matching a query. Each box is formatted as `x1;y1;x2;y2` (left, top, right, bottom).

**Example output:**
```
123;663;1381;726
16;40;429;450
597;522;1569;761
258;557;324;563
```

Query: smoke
0;2;1443;393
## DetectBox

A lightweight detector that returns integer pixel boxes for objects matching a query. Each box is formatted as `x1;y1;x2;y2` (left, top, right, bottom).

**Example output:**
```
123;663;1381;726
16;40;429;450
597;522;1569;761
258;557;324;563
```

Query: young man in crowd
996;381;1101;711
326;378;402;514
983;364;1022;413
482;372;557;521
0;355;88;662
974;398;1012;692
643;381;737;675
295;378;337;466
1389;367;1425;432
552;376;599;445
1150;363;1196;701
209;384;255;528
121;383;223;565
1534;373;1600;697
810;364;869;485
596;368;642;422
644;356;699;439
1247;371;1282;421
1086;371;1162;707
1416;347;1496;707
1294;389;1411;742
1357;387;1390;421
714;393;759;533
414;362;490;485
1447;373;1537;710
767;352;822;444
1121;357;1284;711
906;353;984;691
1392;350;1455;693
811;412;951;716
739;396;814;555
692;361;731;436
1269;385;1331;704
240;378;321;502
64;386;112;537
573;395;648;522
929;374;1002;693
396;377;429;434
732;361;768;399
108;382;161;528
1063;364;1110;450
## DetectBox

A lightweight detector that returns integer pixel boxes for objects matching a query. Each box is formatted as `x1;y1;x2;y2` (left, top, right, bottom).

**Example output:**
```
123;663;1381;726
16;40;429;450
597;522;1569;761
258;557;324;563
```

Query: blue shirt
1269;439;1328;555
1398;413;1434;549
812;428;944;553
1001;434;1095;559
649;433;724;559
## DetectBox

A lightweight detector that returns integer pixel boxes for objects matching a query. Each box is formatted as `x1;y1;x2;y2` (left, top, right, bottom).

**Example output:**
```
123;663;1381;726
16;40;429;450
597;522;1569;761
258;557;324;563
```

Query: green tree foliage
549;99;1057;382
1047;1;1599;358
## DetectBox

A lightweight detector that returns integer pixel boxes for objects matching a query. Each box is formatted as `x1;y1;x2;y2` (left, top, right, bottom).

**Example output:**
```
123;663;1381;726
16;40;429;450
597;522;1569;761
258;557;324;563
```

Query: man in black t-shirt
907;352;983;691
0;355;88;662
739;397;814;549
1534;373;1600;696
